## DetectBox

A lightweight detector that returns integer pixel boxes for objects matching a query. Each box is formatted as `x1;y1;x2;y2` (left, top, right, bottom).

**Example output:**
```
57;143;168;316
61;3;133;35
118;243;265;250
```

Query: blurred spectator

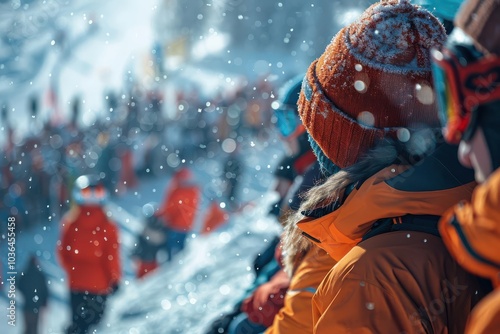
4;182;28;230
17;255;49;334
158;167;201;261
222;148;243;210
94;131;118;192
244;76;274;139
200;201;229;234
70;96;81;130
57;175;121;334
132;202;166;278
1;102;9;131
28;95;42;135
268;75;316;217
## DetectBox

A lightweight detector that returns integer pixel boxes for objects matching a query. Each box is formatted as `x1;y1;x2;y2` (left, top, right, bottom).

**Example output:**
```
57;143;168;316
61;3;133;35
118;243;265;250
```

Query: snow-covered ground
101;194;282;334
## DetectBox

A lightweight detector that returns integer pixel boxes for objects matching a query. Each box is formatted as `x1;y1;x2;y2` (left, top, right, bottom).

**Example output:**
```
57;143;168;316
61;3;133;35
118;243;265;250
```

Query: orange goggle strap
432;48;500;143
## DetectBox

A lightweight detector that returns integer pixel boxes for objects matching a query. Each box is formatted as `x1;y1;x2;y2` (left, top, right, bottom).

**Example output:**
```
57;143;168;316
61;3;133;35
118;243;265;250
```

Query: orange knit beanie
298;0;447;169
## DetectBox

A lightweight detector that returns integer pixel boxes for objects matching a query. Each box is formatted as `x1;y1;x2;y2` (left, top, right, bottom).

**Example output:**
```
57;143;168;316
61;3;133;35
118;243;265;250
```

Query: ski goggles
73;184;108;206
431;45;500;144
274;105;301;137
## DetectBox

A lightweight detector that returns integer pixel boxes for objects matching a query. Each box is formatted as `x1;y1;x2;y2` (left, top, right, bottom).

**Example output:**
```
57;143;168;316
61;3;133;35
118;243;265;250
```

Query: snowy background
0;0;453;333
0;138;284;334
0;0;375;141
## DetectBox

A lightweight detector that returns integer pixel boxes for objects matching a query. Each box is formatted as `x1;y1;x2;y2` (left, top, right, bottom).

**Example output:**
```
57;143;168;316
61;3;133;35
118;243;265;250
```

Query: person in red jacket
158;167;200;261
57;175;121;334
432;0;500;332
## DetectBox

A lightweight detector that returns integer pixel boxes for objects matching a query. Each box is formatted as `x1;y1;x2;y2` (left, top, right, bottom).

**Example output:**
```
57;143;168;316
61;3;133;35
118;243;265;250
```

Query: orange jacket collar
298;164;476;261
440;168;500;287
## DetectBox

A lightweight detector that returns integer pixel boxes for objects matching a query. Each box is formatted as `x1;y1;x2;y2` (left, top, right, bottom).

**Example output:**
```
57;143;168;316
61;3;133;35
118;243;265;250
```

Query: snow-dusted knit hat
299;0;447;170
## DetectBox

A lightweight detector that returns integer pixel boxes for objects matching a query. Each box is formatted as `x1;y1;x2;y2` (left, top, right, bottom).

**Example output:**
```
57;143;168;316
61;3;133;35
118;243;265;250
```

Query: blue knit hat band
307;134;340;176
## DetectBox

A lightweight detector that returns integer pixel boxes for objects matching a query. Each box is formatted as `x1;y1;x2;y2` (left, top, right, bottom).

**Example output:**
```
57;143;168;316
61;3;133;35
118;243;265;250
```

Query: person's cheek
458;141;473;168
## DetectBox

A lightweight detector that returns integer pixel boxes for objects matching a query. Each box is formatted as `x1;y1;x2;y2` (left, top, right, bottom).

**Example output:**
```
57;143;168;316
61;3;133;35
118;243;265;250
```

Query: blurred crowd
1;73;282;333
0;75;277;233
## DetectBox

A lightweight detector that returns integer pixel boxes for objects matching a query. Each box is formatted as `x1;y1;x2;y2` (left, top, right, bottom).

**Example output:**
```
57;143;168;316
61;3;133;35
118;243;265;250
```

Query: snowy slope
0;138;285;334
101;196;282;334
100;141;285;334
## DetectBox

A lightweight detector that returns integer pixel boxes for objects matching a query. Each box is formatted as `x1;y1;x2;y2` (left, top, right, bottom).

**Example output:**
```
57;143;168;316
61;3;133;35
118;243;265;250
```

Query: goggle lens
432;60;453;128
431;57;466;144
274;107;299;137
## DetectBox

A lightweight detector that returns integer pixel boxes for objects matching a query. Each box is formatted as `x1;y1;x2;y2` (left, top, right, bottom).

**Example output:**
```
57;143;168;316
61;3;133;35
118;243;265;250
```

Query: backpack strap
362;214;441;241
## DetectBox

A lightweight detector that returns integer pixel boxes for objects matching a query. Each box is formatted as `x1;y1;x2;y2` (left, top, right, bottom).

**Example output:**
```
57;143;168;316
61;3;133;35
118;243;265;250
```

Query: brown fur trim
281;209;312;276
281;139;409;275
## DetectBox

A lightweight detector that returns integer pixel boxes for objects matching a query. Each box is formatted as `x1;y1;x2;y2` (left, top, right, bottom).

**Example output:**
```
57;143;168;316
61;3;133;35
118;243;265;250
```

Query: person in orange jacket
282;1;490;333
432;0;500;333
158;167;200;261
265;243;334;334
57;175;121;334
